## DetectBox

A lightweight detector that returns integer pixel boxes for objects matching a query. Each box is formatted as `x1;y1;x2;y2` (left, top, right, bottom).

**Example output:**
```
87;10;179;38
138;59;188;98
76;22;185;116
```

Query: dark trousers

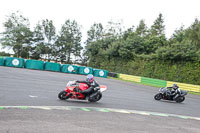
81;87;93;96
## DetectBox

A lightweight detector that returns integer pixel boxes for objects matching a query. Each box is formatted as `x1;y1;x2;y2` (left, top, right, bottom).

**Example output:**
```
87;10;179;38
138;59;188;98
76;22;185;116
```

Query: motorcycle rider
167;84;180;97
76;74;99;98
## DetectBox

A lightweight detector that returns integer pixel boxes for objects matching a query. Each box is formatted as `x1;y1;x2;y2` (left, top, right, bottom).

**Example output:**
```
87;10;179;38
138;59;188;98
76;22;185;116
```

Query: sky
0;0;200;53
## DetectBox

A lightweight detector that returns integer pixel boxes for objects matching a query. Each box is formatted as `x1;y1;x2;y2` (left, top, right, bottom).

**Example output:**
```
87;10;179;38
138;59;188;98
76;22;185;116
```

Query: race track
0;66;200;132
0;66;200;117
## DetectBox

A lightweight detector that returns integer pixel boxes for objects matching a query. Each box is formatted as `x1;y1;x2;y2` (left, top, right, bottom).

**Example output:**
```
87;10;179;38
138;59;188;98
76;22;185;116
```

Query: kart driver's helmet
86;74;94;83
172;84;179;89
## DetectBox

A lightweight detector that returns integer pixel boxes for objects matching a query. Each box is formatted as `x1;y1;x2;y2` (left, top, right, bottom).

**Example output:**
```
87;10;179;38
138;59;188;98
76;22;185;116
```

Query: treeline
0;11;82;64
85;14;200;85
86;14;200;66
1;12;200;84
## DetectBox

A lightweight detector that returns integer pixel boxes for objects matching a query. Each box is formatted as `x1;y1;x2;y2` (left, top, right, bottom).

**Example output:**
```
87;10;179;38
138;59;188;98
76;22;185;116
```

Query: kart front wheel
88;92;102;102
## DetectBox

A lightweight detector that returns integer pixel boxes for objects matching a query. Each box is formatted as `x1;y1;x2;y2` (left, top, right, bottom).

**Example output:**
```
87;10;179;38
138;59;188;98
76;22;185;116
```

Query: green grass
108;76;200;96
108;76;162;88
189;91;200;95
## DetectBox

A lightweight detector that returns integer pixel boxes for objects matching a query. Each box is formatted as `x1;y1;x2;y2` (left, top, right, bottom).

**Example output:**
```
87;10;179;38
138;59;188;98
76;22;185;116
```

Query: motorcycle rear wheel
58;90;70;100
154;93;162;100
175;96;185;103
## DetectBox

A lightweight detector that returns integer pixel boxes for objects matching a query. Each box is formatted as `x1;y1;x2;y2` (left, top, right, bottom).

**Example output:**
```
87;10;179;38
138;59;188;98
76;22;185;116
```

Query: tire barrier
78;66;93;75
4;57;24;68
61;64;79;74
93;69;108;78
141;77;167;87
25;60;44;70
0;57;109;79
44;62;61;72
0;58;4;66
108;72;119;78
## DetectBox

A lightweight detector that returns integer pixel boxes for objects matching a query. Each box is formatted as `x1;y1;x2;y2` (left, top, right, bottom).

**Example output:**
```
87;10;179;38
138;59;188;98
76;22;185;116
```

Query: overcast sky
0;0;200;52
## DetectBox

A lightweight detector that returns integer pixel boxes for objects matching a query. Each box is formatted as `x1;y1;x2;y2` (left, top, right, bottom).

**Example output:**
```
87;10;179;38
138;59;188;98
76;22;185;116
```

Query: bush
90;57;200;85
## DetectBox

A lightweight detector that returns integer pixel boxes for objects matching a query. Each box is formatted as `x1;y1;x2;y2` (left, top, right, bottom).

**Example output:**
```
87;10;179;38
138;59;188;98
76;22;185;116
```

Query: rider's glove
94;87;100;91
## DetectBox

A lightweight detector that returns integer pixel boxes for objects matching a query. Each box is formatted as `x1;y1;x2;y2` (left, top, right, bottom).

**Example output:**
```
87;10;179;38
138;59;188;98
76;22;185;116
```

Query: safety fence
0;58;4;66
108;72;119;78
119;73;200;92
0;57;108;78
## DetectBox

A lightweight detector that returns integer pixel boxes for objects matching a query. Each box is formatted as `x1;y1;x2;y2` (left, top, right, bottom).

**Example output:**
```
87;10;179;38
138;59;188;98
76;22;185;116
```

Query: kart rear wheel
175;96;185;103
58;90;70;100
154;93;162;100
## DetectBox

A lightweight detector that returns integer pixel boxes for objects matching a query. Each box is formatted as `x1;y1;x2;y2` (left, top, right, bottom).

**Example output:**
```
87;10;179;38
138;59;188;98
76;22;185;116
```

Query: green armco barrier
93;69;108;78
44;62;61;72
61;64;79;74
141;77;167;87
5;57;24;68
25;60;44;70
0;58;4;66
78;66;93;75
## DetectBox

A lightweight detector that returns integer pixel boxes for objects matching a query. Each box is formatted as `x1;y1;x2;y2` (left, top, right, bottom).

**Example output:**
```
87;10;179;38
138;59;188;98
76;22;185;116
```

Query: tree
136;19;148;37
105;40;121;58
31;23;45;59
144;35;168;54
150;13;165;37
0;12;32;58
119;32;145;59
79;49;89;65
145;14;167;54
156;40;199;61
105;20;123;37
123;26;134;40
41;19;57;61
169;25;185;44
85;23;104;63
0;51;10;56
86;23;104;44
57;19;82;63
184;18;200;48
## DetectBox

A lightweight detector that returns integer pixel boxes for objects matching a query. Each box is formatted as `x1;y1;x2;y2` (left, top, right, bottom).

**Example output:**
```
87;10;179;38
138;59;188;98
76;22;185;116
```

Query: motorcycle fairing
79;83;89;91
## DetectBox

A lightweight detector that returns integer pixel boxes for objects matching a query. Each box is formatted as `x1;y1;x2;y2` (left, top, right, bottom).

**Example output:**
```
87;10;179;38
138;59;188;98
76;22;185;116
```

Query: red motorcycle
58;81;107;102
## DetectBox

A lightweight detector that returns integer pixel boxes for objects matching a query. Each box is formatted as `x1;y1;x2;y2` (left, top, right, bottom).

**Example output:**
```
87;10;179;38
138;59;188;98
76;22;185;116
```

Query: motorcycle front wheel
58;90;70;100
88;92;102;102
175;96;185;103
154;93;162;100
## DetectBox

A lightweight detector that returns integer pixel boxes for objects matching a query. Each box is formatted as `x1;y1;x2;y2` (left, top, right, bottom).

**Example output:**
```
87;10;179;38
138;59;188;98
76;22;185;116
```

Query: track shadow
158;99;186;104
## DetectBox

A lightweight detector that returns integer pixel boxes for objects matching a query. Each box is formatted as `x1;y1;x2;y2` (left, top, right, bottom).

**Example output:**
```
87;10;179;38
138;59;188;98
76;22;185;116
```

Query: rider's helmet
86;74;94;83
172;84;179;89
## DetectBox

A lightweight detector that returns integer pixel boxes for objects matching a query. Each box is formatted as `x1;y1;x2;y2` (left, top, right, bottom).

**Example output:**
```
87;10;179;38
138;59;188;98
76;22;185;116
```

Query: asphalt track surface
0;66;200;133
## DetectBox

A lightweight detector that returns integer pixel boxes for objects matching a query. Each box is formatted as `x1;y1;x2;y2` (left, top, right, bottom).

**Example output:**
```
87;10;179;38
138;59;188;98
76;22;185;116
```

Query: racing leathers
76;79;99;97
167;86;180;98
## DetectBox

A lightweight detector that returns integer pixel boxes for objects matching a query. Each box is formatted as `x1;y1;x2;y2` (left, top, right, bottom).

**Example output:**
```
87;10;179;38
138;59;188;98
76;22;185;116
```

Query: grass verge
108;76;162;88
108;76;200;96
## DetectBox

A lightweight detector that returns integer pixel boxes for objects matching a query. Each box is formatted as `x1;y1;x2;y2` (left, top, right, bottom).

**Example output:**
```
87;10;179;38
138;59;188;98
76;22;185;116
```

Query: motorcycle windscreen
79;83;89;91
180;90;188;95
